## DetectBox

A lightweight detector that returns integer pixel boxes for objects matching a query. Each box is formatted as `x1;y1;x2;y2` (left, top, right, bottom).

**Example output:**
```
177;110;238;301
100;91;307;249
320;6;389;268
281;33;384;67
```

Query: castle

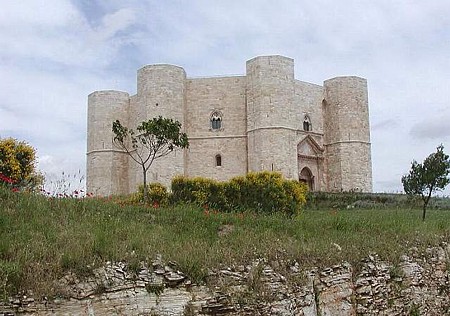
87;55;372;196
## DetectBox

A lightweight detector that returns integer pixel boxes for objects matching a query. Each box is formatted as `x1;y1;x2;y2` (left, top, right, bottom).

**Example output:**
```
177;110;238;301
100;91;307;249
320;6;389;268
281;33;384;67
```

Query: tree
0;137;43;190
401;144;450;221
112;116;189;203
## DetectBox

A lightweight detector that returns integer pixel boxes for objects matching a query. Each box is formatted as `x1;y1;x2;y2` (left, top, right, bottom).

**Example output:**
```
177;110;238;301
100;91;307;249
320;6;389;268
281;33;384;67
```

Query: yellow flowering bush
171;171;308;215
170;176;227;209
226;171;308;215
136;182;169;206
0;138;41;189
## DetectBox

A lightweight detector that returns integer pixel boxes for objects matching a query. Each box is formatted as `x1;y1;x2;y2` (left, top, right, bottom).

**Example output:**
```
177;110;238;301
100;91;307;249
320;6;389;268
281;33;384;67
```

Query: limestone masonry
87;55;372;196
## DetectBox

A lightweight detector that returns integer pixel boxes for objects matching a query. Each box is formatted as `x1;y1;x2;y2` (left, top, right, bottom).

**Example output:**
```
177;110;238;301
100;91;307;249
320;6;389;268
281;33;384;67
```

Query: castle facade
87;55;372;196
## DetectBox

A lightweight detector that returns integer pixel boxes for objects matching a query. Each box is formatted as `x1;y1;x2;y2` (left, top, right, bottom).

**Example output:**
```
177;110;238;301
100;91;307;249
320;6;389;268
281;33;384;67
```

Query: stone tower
86;91;130;196
127;65;187;192
323;76;372;192
246;56;298;178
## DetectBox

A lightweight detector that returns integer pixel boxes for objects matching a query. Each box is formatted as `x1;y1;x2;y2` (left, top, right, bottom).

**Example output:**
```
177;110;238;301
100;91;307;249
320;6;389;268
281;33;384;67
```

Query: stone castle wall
185;76;247;181
86;55;373;194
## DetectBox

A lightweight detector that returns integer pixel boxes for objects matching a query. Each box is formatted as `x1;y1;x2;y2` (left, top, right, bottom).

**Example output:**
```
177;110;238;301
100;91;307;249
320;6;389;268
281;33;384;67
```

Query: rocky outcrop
1;243;449;315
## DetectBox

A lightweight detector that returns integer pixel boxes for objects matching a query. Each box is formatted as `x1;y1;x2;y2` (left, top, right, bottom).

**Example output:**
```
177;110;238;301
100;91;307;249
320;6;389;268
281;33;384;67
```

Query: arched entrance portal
299;167;314;191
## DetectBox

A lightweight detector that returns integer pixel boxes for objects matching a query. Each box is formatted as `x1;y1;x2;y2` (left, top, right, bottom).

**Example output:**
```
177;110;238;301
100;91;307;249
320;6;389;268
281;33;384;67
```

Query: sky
1;0;450;194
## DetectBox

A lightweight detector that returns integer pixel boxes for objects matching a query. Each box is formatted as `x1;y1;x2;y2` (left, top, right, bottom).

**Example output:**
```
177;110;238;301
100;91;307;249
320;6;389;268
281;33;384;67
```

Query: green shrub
305;191;433;210
170;172;308;215
130;182;169;206
0;260;21;301
226;172;307;215
170;176;227;209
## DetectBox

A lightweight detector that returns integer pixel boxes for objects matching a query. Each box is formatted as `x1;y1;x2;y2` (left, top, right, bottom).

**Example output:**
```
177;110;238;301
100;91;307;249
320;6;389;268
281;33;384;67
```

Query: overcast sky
1;0;449;193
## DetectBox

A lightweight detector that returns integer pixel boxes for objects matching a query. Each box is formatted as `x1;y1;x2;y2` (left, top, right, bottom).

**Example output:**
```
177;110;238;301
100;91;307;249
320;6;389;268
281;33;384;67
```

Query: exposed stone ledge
1;243;449;315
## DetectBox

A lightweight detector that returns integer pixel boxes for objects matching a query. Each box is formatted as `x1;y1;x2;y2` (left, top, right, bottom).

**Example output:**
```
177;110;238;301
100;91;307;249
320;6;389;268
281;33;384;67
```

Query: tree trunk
422;203;427;221
422;190;432;221
142;165;148;205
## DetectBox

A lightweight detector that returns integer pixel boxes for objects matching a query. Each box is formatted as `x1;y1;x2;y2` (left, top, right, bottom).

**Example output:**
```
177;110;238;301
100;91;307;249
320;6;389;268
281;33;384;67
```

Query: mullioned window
210;111;222;130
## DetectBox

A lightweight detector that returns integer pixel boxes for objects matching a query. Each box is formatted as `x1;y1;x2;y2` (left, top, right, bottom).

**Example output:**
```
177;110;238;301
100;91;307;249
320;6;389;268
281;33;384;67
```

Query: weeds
145;283;165;296
389;265;404;281
41;170;87;198
247;261;264;292
409;303;420;316
1;185;450;299
0;261;21;301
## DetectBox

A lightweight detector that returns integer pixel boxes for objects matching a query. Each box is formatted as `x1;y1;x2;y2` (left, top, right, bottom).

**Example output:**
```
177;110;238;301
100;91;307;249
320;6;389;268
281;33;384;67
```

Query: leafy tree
112;116;189;203
0;137;43;190
401;144;450;221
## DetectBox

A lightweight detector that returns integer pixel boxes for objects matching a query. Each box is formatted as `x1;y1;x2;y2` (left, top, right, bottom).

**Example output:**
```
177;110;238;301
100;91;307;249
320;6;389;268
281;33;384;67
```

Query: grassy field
1;186;449;299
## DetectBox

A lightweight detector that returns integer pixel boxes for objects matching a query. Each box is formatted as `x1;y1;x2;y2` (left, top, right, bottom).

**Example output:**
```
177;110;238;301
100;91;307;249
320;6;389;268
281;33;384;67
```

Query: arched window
210;111;222;130
215;154;222;167
303;115;312;132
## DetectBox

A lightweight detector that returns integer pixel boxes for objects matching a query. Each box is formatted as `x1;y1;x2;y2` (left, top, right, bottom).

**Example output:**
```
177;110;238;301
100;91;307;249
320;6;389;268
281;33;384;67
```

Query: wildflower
153;201;159;208
204;209;210;216
11;187;19;192
0;173;14;184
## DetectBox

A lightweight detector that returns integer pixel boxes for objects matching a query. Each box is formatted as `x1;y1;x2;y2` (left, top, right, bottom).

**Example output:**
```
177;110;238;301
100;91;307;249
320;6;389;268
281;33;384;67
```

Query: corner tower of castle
87;91;130;196
128;65;186;192
86;55;373;195
323;77;372;192
246;56;298;178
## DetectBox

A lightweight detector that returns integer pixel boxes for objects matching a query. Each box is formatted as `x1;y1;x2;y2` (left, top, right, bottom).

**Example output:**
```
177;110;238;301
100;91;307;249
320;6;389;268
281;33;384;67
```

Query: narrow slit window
215;154;222;167
303;115;312;132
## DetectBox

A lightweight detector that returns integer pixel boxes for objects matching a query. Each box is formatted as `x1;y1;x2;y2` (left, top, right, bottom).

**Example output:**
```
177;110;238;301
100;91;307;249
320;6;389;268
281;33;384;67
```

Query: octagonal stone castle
87;55;372;196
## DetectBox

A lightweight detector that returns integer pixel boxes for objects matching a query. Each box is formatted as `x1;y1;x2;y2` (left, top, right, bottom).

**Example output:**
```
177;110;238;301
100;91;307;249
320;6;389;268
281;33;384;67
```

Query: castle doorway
299;167;314;191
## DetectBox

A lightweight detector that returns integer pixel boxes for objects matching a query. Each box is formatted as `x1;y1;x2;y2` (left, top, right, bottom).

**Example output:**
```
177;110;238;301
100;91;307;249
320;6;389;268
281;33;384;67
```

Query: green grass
0;185;449;299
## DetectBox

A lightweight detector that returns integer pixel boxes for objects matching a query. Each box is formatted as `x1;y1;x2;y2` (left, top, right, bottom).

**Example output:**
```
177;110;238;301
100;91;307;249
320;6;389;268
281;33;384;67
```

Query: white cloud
0;0;79;27
1;0;450;194
410;114;450;140
0;1;139;68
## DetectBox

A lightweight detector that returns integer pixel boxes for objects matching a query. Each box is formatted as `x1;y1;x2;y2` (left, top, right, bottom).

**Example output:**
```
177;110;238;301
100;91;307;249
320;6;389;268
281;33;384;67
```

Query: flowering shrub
171;171;308;215
226;172;308;215
0;137;42;190
130;182;169;206
170;176;227;210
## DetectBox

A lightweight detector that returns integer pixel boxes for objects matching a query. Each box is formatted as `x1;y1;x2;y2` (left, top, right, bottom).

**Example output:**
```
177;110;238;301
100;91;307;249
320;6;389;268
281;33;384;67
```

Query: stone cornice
188;135;247;140
247;126;324;136
298;154;324;160
324;140;371;146
86;149;128;155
